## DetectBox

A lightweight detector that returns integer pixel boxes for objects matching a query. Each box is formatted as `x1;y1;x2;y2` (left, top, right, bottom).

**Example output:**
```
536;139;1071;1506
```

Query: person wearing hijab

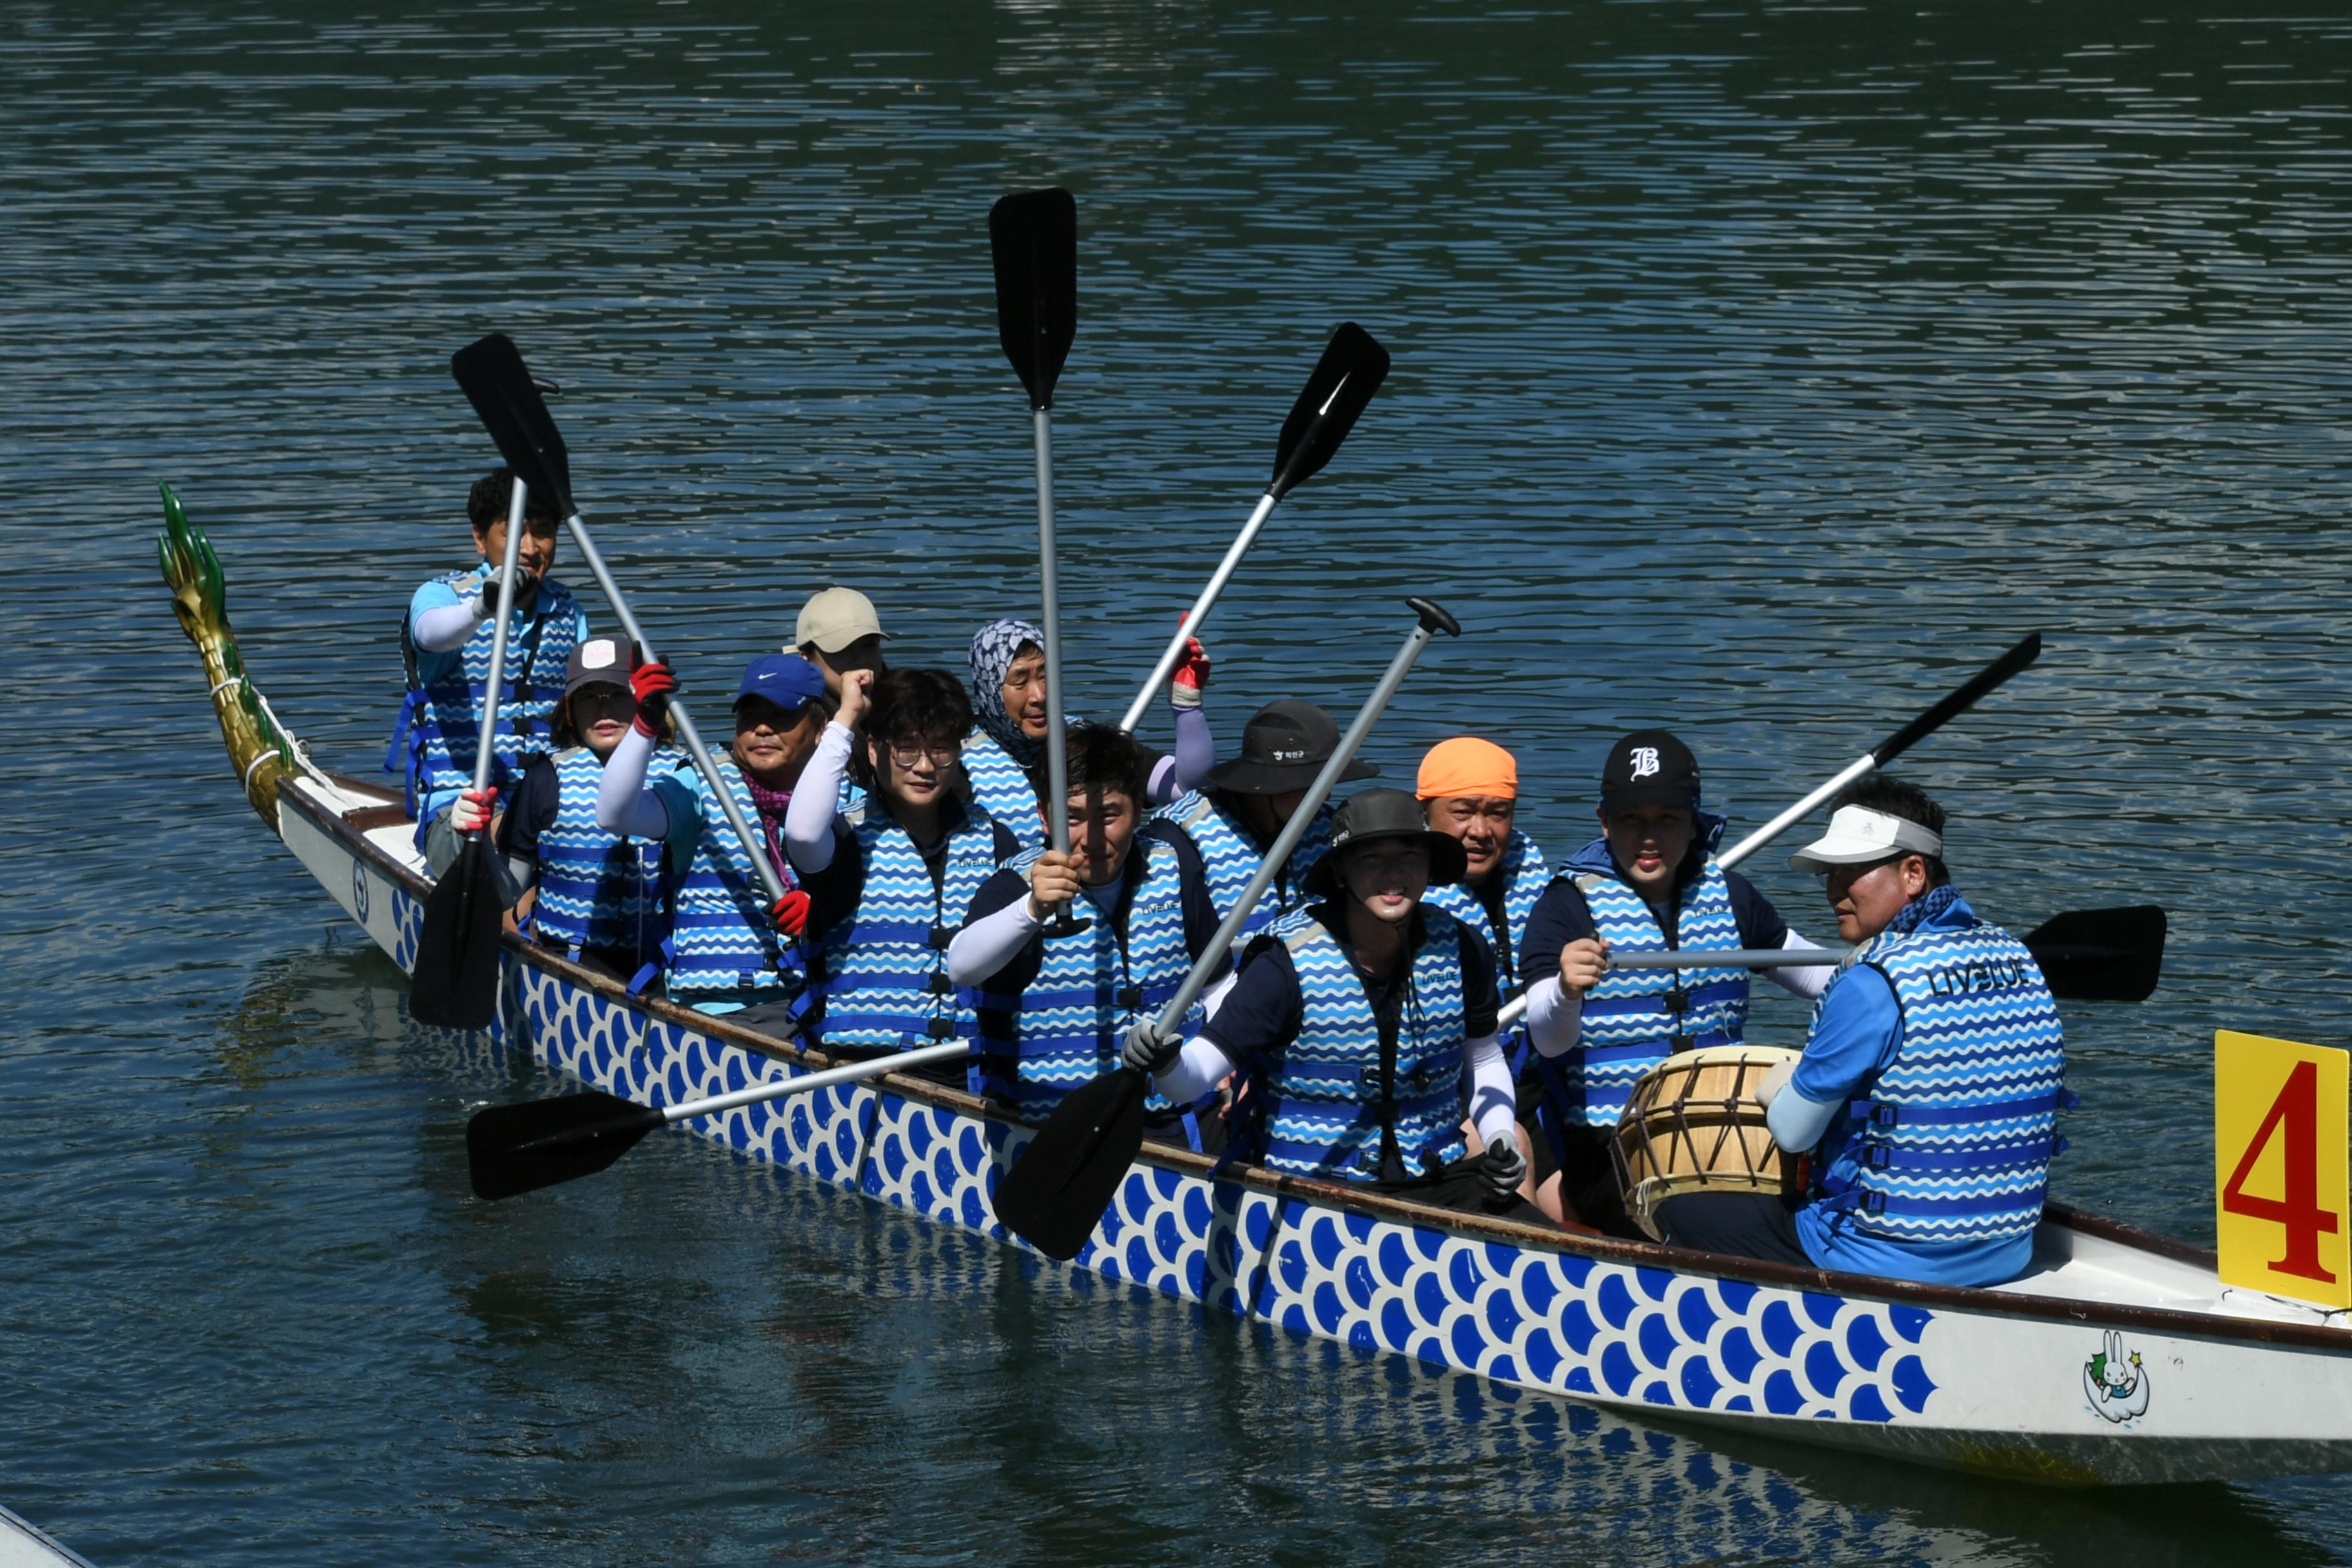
963;617;1215;853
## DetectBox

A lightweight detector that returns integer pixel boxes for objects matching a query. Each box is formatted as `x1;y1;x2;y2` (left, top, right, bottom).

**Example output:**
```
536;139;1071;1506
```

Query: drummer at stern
1658;778;2072;1289
1519;731;1835;1233
1122;789;1545;1221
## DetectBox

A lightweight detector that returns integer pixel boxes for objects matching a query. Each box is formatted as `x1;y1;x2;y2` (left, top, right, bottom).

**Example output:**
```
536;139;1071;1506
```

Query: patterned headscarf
968;617;1046;766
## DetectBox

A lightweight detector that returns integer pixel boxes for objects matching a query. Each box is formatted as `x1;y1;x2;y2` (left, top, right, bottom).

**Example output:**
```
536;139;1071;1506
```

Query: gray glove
1478;1137;1528;1204
1122;1017;1182;1077
466;563;540;619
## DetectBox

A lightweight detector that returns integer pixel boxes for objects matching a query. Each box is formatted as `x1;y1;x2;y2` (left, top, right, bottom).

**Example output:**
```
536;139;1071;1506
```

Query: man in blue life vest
1657;778;2071;1289
945;723;1230;1144
964;617;1216;852
591;652;831;1030
790;585;890;705
1518;731;1834;1232
388;467;590;874
1153;699;1369;941
1124;789;1543;1220
494;635;672;986
781;667;1020;1066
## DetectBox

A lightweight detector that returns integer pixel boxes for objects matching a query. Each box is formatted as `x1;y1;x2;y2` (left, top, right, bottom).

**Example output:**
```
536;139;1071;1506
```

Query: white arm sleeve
1767;928;1838;999
1768;1084;1841;1152
1524;974;1583;1058
411;600;485;652
1199;968;1239;1022
593;725;677;839
1464;1032;1516;1146
1153;1037;1237;1104
945;895;1041;985
785;723;856;873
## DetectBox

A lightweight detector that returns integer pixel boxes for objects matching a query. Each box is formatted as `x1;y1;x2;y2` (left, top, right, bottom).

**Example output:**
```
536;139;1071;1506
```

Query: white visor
1787;805;1944;874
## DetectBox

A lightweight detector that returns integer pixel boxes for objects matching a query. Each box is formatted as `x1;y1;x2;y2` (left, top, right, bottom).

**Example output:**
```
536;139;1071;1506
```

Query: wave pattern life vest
529;747;667;968
962;729;1043;854
1421;829;1548;987
1153;790;1332;938
1815;918;2070;1246
808;810;1001;1050
1252;907;1472;1182
663;754;798;1001
966;836;1200;1125
387;571;584;828
1551;861;1749;1126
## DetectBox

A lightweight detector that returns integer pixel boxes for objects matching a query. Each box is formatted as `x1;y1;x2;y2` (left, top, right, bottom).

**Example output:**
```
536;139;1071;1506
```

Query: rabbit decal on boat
2084;1331;2152;1424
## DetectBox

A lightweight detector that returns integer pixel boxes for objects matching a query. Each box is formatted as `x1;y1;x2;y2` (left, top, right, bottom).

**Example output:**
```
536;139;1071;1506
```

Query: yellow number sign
2215;1030;2351;1309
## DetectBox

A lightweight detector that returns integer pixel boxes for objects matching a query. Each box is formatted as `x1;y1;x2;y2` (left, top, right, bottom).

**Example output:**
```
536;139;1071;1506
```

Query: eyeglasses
885;742;963;770
572;688;636;720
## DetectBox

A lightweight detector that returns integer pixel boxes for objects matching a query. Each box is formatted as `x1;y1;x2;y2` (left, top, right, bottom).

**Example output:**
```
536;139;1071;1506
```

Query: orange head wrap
1416;736;1518;801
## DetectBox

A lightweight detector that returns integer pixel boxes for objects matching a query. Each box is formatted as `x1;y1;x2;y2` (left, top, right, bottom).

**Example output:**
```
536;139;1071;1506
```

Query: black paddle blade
992;1067;1148;1260
1268;322;1391;500
451;334;577;518
1873;632;2043;767
407;836;505;1030
988;188;1077;411
2025;905;2166;1003
467;1090;667;1201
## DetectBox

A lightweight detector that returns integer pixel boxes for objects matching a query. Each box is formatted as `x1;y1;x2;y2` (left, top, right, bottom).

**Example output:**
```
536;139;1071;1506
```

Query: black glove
1122;1017;1182;1076
1478;1137;1528;1204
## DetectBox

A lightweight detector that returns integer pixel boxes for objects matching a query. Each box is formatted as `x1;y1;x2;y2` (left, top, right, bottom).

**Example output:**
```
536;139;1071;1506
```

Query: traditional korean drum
1611;1045;1801;1242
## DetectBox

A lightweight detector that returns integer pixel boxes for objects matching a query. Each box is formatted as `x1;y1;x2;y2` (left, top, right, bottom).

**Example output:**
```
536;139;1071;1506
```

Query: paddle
449;334;792;920
990;186;1087;934
466;1041;970;1200
1494;633;2048;1032
1582;905;2167;1003
1115;322;1392;734
994;596;1463;1261
407;475;531;1029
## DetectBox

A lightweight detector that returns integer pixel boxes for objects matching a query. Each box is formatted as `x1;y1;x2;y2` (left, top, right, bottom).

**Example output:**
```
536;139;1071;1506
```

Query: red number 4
2223;1060;2342;1282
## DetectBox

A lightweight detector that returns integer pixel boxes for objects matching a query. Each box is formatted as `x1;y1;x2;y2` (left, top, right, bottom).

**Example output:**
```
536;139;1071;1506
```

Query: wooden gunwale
290;774;2352;1357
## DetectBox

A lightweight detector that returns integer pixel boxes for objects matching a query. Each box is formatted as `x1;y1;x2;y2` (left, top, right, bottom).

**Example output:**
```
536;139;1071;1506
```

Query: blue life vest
1813;914;2070;1246
807;807;1001;1050
962;729;1043;854
966;835;1201;1125
1250;906;1473;1182
1544;859;1749;1127
527;747;667;971
1422;828;1548;1071
1152;790;1332;937
386;569;584;836
662;754;800;1002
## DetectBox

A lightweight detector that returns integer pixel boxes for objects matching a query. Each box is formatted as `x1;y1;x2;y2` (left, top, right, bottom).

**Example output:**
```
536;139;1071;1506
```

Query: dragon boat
161;484;2352;1487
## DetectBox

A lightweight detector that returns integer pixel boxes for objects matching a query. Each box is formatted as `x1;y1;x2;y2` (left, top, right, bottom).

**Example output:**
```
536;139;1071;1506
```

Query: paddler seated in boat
1153;699;1371;940
1124;789;1543;1220
591;652;832;1030
792;585;890;707
388;466;589;875
945;722;1231;1146
1660;778;2072;1289
491;634;675;987
963;617;1215;854
783;666;1019;1066
1520;730;1833;1233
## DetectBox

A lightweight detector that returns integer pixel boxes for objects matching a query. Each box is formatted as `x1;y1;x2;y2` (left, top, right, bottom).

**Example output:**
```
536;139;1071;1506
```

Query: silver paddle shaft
1150;604;1451;1038
1714;751;1877;872
467;478;531;801
1611;948;1848;970
1117;487;1279;734
660;1041;970;1126
1034;407;1073;858
558;512;790;908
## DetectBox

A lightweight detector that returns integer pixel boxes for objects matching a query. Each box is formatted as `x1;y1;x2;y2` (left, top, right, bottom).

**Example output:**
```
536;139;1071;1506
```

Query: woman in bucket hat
1127;789;1544;1220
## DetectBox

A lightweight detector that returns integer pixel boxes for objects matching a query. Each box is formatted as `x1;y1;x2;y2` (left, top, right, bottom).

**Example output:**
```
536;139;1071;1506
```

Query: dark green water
9;1;2352;1560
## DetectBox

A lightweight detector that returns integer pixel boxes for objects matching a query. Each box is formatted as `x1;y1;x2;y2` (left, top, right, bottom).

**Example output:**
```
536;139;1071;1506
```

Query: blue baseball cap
736;654;825;713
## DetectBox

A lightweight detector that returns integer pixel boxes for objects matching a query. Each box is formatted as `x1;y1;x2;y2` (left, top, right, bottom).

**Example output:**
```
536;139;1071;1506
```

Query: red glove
630;660;678;736
1171;622;1211;709
770;890;812;937
451;785;498;836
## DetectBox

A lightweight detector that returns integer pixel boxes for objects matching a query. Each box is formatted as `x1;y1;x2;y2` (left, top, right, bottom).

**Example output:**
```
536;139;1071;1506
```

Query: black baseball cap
1600;729;1701;812
1202;700;1381;796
